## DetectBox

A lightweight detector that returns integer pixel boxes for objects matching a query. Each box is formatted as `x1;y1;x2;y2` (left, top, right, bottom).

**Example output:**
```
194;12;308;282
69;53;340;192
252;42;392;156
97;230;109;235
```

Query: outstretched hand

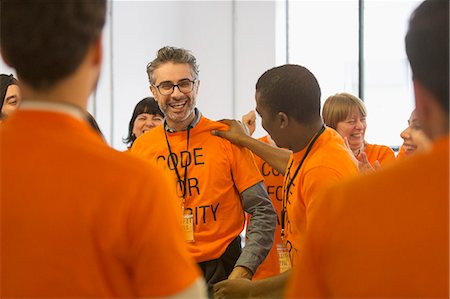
211;119;251;147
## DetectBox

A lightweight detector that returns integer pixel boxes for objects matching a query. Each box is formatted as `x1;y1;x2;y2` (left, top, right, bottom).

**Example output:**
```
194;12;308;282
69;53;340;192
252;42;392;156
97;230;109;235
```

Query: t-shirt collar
164;108;202;132
19;100;86;121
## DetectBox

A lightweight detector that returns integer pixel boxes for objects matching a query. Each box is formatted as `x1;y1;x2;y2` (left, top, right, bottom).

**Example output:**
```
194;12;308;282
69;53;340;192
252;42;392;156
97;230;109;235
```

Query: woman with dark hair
397;109;431;159
0;74;21;121
123;97;164;149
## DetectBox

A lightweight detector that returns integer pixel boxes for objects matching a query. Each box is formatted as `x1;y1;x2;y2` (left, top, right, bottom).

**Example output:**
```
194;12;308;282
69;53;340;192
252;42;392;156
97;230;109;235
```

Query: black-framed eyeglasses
153;79;196;96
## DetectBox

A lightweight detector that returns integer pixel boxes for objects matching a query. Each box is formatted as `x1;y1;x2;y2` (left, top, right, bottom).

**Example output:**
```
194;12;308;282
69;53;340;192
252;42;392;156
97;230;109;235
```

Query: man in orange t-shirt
0;1;205;297
287;0;449;297
212;65;358;298
131;46;277;297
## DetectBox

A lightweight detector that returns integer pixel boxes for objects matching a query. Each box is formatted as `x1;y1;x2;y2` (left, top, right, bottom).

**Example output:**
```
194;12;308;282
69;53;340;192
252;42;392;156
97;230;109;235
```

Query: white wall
105;0;279;150
0;0;279;150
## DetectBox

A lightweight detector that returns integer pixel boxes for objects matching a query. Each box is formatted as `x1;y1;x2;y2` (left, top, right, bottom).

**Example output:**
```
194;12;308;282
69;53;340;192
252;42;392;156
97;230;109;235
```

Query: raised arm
211;119;291;175
241;110;256;136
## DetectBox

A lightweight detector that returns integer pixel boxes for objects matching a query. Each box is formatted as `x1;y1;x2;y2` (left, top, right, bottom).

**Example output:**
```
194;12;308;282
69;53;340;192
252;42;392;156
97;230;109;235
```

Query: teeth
403;144;416;151
169;100;187;108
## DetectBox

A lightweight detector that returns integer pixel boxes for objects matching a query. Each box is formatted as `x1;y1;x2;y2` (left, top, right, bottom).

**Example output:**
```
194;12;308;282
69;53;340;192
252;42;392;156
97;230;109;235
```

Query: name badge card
183;213;194;242
277;243;292;273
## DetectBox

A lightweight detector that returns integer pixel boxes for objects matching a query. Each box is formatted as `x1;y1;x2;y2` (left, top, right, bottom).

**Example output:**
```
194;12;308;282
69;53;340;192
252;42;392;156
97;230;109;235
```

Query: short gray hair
146;46;199;84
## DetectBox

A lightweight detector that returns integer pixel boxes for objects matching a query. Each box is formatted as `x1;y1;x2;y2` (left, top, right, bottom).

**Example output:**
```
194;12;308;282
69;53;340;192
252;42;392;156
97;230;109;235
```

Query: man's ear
0;47;13;67
277;112;289;128
413;78;447;140
94;34;102;66
194;79;200;96
150;85;157;98
413;79;431;128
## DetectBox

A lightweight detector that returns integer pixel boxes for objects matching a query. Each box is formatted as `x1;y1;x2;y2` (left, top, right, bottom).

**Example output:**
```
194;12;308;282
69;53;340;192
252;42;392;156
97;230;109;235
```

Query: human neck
166;110;196;132
290;120;324;153
20;75;92;111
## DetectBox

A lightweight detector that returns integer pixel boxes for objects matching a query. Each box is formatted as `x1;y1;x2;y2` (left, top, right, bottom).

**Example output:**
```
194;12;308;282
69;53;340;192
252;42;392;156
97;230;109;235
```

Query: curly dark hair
256;64;321;124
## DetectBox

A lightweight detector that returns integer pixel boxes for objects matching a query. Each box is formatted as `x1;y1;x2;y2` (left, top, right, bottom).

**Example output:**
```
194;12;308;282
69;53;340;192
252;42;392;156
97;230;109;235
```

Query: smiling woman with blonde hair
323;92;396;169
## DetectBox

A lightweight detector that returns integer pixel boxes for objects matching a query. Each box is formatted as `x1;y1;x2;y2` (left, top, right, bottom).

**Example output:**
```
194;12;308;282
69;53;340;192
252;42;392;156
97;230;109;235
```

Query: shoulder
365;143;395;163
319;127;346;146
94;145;160;180
132;125;165;150
307;128;358;176
316;128;350;157
365;143;394;153
196;116;229;131
194;116;234;147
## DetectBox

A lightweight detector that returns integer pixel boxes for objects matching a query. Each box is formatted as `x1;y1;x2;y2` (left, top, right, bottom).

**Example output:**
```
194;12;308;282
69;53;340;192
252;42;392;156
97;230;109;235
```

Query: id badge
183;213;194;242
276;243;292;273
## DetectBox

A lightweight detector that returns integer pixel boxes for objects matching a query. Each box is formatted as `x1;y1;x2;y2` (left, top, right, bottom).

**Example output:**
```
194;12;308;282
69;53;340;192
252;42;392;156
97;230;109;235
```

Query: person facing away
211;64;359;298
0;73;22;122
397;109;431;159
322;92;396;169
0;1;206;298
130;46;277;297
123;96;164;150
287;0;449;297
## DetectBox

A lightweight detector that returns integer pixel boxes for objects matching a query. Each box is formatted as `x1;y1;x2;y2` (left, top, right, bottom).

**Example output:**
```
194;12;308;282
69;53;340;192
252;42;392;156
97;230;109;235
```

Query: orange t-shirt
287;136;449;298
247;135;283;279
397;145;406;159
284;127;358;266
364;143;396;167
131;115;263;263
1;110;201;298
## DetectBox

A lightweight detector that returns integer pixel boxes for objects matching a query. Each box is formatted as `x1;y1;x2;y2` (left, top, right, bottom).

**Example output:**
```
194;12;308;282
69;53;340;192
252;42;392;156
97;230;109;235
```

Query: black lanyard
164;126;191;203
281;125;325;239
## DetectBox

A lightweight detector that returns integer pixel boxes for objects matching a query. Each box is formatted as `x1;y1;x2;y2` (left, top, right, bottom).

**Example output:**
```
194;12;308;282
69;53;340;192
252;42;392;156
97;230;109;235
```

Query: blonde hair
322;92;367;130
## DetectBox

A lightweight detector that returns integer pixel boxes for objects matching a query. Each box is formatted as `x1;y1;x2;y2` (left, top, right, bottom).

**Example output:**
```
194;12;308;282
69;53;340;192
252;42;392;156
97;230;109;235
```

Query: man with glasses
131;46;277;297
